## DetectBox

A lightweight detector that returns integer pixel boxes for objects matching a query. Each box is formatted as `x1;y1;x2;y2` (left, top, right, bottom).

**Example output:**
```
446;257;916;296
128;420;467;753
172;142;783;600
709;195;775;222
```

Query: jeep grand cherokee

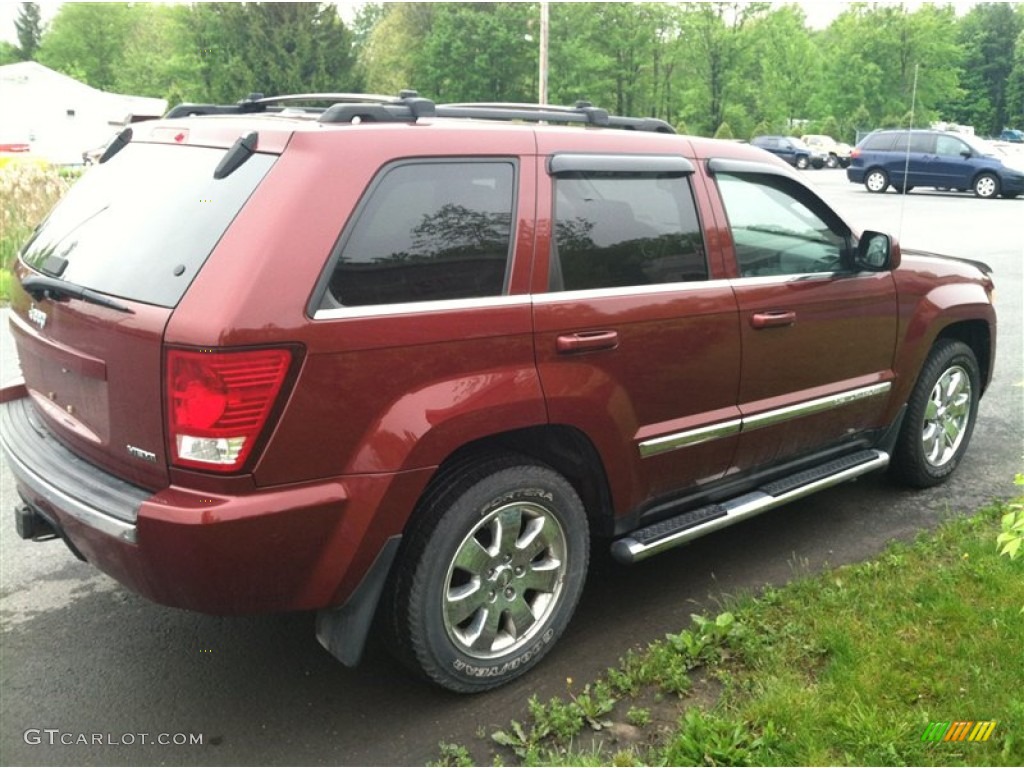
1;92;996;692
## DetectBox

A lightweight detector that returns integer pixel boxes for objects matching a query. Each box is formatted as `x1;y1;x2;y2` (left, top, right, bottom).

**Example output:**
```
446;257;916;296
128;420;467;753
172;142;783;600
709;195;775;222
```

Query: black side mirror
854;230;897;271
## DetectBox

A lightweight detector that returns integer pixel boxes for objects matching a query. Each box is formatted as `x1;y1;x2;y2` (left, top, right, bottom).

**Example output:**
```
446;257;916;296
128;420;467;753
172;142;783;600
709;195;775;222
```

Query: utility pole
539;1;549;105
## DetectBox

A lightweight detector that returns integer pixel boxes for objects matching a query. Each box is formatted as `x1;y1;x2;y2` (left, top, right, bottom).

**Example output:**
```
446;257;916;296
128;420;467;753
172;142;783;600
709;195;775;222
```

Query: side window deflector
549;154;694;177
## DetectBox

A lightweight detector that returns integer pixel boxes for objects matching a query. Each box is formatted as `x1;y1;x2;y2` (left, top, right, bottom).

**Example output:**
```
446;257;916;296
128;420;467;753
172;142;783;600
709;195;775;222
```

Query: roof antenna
898;62;919;240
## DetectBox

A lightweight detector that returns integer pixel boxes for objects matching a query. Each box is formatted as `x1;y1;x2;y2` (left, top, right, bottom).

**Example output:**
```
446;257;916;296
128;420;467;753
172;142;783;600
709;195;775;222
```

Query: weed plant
0;163;76;302
437;499;1024;767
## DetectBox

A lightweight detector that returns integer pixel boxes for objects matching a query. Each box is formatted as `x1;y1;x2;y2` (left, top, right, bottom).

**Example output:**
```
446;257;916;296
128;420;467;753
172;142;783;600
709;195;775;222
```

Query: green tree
946;3;1024;134
37;2;135;90
813;4;960;130
354;3;433;96
419;3;536;102
549;3;675;117
115;5;202;105
348;2;385;90
14;2;43;60
819;115;841;140
673;3;769;136
188;3;356;103
0;42;20;65
847;104;872;144
736;5;817;131
1008;28;1024;126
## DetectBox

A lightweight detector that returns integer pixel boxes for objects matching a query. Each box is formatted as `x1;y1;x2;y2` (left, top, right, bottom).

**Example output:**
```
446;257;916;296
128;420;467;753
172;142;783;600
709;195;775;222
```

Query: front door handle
556;330;619;353
750;311;796;329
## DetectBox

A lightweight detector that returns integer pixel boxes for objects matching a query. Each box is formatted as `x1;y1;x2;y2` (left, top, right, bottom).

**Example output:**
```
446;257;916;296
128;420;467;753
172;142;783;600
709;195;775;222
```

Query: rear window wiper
21;275;133;314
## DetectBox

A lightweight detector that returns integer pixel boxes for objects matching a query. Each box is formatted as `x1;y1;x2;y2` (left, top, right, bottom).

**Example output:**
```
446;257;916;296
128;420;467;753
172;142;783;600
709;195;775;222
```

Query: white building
0;61;166;165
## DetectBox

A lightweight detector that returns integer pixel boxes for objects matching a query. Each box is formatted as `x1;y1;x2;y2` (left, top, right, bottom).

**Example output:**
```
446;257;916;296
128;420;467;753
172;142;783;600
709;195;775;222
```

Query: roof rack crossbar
165;90;674;133
166;90;423;120
432;103;673;133
250;93;405;106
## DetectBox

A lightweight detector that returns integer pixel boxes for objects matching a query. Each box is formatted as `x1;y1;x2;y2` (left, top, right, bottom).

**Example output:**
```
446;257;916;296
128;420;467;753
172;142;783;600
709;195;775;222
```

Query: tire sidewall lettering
451;628;556;678
481;487;555;517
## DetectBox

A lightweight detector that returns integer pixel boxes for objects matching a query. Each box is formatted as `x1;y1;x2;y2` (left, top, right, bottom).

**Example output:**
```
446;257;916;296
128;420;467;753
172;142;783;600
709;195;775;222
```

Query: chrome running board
611;449;889;564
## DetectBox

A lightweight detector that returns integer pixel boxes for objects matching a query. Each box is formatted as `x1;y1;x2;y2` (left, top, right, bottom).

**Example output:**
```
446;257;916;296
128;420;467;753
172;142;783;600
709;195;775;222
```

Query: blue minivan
847;129;1024;199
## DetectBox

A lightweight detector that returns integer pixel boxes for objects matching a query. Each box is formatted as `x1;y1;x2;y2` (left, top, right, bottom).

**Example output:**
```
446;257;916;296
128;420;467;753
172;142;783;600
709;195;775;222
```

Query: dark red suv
1;93;996;692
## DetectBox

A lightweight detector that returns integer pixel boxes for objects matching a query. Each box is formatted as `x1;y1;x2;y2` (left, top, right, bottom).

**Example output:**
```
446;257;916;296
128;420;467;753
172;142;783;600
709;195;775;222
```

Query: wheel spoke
470;604;503;652
455;607;488;649
519;561;562;594
446;579;486;626
494;505;525;554
516;514;560;563
922;422;943;463
504;597;537;638
942;370;965;402
453;535;493;574
942;418;961;448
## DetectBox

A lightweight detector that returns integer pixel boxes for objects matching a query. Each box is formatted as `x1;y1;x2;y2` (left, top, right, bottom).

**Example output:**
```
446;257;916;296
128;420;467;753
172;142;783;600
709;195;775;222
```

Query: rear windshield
19;142;276;307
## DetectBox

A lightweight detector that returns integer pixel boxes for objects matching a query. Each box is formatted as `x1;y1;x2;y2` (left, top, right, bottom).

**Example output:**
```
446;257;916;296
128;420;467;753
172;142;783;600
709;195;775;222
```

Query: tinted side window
551;174;707;291
327;161;514;307
862;133;896;151
909;133;935;153
716;172;850;277
936;135;968;157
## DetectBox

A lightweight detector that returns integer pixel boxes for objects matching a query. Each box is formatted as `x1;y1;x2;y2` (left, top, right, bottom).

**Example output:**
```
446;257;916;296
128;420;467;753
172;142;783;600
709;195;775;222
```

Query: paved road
1;170;1021;766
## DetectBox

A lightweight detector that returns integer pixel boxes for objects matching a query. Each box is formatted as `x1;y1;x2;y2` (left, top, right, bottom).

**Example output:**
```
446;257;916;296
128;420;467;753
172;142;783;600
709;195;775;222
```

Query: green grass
443;498;1024;766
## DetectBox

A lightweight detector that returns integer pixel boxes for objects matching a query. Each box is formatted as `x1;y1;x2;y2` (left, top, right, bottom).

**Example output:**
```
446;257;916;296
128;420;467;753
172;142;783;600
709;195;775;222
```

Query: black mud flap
315;535;401;667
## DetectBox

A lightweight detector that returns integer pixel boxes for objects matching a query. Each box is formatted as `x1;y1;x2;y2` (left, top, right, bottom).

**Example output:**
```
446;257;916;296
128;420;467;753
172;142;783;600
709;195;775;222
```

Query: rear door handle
750;311;796;329
556;330;619;353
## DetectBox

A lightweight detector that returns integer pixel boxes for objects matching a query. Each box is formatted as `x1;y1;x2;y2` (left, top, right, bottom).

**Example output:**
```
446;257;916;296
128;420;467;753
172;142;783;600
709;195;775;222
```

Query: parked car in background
847;129;1024;199
751;135;825;169
801;134;852;168
998;128;1023;143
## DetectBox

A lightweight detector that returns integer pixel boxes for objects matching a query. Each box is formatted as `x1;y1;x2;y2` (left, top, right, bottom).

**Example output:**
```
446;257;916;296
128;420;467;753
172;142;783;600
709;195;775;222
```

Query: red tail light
850;147;862;158
166;348;292;472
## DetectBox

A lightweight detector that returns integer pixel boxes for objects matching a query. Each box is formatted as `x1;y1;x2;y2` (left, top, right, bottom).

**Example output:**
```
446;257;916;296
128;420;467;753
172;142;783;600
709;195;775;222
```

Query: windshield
959;134;998;156
19;142;276;307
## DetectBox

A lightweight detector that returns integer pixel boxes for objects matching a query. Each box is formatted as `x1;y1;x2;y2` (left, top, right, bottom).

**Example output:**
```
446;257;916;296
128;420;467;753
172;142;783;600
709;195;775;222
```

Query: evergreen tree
14;2;43;61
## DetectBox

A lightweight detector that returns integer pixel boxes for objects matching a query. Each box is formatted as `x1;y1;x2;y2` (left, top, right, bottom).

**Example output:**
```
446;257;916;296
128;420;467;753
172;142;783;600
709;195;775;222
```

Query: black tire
865;168;889;193
796;155;810;169
973;173;1000;199
826;154;839;169
898;184;914;194
384;454;589;692
839;157;851;169
890;340;980;489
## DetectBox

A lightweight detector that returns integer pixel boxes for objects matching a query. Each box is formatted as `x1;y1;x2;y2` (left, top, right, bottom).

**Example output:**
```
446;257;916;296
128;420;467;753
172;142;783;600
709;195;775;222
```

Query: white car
801;134;852;168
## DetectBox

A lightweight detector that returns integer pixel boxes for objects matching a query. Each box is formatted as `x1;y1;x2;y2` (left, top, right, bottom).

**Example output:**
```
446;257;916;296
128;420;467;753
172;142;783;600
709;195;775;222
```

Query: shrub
714;122;735;140
0;163;72;299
